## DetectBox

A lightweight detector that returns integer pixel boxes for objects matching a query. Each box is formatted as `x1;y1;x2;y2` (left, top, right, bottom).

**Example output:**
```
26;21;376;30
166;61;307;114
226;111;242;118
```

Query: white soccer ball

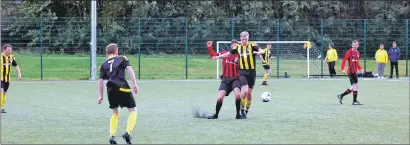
261;92;272;102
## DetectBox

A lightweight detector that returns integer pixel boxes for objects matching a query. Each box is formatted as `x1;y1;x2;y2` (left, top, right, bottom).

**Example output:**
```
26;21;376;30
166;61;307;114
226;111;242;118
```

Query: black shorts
239;70;256;88
263;65;271;70
219;77;241;96
1;81;10;92
349;73;358;85
107;84;136;109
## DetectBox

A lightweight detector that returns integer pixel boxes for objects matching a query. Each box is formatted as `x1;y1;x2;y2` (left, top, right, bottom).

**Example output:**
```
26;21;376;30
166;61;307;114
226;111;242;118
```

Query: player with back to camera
97;43;140;144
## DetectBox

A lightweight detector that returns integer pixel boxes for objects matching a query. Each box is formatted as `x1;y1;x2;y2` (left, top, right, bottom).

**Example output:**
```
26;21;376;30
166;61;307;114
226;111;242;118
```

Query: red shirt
208;46;239;78
341;48;363;74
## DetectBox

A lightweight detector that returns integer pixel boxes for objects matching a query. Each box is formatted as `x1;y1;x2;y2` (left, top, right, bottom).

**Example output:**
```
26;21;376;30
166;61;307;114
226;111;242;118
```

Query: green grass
1;79;409;144
11;53;410;80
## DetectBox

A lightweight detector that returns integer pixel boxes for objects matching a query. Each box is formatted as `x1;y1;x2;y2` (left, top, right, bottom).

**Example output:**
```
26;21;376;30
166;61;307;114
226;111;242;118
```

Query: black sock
215;101;222;116
340;89;352;97
353;91;358;102
235;99;240;115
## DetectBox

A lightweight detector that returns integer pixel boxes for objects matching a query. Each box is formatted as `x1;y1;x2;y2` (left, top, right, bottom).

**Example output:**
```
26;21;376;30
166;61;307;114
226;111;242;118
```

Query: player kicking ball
337;40;364;105
205;40;244;119
97;43;140;144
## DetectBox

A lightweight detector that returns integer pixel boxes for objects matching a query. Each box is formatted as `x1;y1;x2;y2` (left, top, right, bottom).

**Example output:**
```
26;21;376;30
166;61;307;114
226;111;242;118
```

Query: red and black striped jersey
207;46;239;78
341;48;362;74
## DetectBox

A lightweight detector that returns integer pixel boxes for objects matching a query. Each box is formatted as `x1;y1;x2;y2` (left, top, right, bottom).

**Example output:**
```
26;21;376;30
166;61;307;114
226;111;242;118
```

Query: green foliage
1;0;409;56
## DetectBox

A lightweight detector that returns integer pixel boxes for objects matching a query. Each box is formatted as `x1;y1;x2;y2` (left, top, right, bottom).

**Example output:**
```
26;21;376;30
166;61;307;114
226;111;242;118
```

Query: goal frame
216;41;312;79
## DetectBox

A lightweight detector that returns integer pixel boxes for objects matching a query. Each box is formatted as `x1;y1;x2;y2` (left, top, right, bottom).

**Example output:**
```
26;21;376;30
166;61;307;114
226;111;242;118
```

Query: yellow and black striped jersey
1;53;18;83
230;42;259;70
261;48;271;65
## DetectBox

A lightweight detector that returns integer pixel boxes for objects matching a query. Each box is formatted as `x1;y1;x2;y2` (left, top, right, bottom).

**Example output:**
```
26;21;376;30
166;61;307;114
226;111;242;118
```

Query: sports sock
263;74;269;81
215;101;222;116
245;99;252;112
340;89;352;98
110;113;119;136
1;93;6;109
353;91;358;102
240;97;245;110
126;111;137;134
235;99;240;115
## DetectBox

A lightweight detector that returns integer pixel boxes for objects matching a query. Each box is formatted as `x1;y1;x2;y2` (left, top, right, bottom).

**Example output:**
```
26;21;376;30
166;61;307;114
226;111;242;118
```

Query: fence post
138;18;141;80
185;17;188;79
363;19;367;71
276;20;280;78
406;19;409;77
231;18;236;40
320;19;324;78
40;18;44;80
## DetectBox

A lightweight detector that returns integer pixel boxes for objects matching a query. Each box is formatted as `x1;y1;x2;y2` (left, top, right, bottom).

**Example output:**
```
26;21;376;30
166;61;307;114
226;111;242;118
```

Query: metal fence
1;18;408;80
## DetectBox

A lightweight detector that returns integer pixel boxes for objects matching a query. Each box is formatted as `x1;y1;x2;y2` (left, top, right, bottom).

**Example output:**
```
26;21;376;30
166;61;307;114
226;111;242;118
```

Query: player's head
266;43;272;49
380;43;384;49
240;31;249;44
351;40;359;49
230;39;238;49
328;43;334;49
2;44;12;55
392;40;397;48
106;43;119;56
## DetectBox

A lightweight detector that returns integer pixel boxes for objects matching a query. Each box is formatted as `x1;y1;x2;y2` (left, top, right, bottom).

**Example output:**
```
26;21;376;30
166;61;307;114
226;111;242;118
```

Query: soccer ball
261;92;272;102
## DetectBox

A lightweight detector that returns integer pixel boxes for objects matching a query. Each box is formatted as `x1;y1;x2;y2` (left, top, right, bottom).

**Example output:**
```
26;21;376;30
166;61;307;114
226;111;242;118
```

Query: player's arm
341;50;350;73
252;44;264;55
334;49;338;60
12;57;21;80
206;41;219;57
259;53;265;62
214;49;236;59
97;66;106;104
356;52;363;73
124;57;139;94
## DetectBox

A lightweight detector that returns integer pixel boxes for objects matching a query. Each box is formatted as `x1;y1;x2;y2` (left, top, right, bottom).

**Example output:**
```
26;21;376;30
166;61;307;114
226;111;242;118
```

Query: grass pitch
1;78;409;144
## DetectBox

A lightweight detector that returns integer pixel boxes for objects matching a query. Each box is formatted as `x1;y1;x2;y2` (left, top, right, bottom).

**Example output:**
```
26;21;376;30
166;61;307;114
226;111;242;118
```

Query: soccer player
337;40;364;105
206;40;244;119
97;43;139;144
325;43;338;78
259;43;271;85
214;31;264;119
1;44;22;113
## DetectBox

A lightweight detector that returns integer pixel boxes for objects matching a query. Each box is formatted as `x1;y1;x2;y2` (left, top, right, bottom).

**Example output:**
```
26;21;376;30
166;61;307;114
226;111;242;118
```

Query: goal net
216;41;325;79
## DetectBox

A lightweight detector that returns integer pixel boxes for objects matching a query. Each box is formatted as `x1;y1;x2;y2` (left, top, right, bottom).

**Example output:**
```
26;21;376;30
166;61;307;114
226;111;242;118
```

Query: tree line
1;0;409;57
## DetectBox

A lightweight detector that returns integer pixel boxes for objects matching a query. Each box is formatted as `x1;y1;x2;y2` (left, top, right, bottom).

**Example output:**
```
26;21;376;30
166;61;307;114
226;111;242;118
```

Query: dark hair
2;44;12;50
231;39;238;45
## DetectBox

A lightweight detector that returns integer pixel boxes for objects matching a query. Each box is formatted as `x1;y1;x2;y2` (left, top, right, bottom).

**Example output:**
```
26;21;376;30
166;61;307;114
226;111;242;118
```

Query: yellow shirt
375;48;388;63
325;48;338;62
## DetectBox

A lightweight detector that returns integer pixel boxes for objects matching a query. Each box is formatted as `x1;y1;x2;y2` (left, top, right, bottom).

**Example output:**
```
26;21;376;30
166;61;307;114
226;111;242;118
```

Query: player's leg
109;107;120;144
381;63;385;78
262;65;270;85
208;89;227;119
123;106;137;144
328;62;333;77
0;81;3;113
389;62;394;79
351;74;362;105
231;78;243;119
245;71;256;114
106;86;120;144
239;72;249;118
394;62;399;79
331;62;336;77
337;74;354;104
1;82;9;113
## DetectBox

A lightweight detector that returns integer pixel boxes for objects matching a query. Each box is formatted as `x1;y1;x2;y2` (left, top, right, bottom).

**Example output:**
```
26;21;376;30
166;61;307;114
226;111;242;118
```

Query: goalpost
215;41;323;79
